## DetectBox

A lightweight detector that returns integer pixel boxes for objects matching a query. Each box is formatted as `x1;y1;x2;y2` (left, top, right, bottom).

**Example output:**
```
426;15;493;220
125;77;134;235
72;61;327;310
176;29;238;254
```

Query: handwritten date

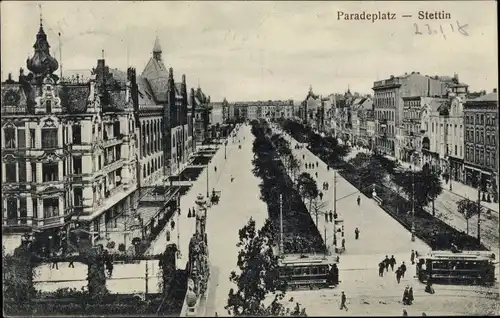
414;20;468;39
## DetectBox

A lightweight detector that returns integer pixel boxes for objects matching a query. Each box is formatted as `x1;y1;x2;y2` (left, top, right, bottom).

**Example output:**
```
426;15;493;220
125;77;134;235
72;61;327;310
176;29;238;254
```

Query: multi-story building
351;97;374;147
140;37;194;178
1;23;137;243
230;100;294;121
192;87;211;143
463;89;498;200
404;79;468;176
372;72;451;158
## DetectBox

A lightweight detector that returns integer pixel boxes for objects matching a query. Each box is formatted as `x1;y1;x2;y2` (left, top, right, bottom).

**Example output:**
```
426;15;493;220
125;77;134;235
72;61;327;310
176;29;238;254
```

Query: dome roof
26;23;59;77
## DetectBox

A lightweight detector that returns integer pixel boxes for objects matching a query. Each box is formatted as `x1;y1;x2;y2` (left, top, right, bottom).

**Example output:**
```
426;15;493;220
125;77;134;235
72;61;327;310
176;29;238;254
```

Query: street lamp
410;162;415;242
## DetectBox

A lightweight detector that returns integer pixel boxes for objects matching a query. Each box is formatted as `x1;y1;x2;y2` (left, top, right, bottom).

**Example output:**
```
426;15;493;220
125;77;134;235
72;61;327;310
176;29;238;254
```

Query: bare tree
310;197;329;227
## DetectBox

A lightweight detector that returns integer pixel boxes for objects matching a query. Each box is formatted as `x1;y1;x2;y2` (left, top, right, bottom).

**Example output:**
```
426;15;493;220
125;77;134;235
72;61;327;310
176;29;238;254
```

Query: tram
277;253;339;290
416;250;497;285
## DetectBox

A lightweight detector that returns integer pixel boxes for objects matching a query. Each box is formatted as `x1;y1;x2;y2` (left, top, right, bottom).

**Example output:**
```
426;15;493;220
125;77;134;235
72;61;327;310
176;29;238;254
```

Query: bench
373;195;383;205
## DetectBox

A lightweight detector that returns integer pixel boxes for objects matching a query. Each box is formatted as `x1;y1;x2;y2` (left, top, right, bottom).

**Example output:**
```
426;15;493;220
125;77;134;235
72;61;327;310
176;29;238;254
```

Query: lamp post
206;164;209;198
410;162;415;242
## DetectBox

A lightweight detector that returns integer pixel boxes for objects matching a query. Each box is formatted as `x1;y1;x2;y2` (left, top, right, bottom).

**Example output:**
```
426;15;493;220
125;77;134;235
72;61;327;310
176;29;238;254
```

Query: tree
456;198;485;235
297;172;319;212
310;198;329;231
226;218;307;316
393;169;443;212
288;155;301;183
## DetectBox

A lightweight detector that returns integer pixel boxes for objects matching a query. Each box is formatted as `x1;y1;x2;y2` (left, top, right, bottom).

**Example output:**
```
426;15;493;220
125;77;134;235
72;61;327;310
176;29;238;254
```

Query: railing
1;105;29;114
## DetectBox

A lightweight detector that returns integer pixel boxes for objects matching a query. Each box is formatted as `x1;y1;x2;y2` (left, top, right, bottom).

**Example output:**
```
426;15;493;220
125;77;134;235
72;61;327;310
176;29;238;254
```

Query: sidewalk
147;136;237;270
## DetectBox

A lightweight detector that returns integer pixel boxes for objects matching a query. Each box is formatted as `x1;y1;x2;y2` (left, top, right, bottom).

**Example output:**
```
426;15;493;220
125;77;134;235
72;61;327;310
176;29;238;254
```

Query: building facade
1;23;138;241
372;72;451;158
230;100;294;121
463;90;498;201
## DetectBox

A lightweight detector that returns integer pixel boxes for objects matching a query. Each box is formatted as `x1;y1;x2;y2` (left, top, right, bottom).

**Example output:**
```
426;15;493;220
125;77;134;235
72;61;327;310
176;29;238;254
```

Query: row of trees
251;119;325;255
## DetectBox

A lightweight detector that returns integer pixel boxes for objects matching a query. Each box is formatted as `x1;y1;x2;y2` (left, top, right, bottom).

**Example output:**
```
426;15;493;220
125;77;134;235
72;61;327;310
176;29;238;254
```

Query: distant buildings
463;89;498;200
228;100;294;121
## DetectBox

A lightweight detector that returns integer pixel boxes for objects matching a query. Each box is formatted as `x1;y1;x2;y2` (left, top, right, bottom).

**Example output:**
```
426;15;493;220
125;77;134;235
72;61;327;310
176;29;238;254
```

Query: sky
1;1;498;101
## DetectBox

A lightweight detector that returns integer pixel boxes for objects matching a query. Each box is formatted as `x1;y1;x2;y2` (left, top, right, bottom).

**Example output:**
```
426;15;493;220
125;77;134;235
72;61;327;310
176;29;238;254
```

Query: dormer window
46;100;52;113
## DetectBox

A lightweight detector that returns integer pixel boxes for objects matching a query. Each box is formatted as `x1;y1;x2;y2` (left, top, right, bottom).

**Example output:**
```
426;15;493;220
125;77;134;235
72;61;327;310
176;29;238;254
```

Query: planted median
250;119;325;254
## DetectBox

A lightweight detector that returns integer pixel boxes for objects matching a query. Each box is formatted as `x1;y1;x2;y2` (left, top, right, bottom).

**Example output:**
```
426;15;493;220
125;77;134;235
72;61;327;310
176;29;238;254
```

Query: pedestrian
69;260;75;268
339;291;348;311
411;250;415;265
379;262;385;277
332;264;339;285
396;267;402;284
214;166;217;173
333;211;338;219
357;195;361;206
425;280;435;294
316;161;319;167
319;192;323;200
402;309;408;316
390;255;396;271
52;253;59;270
403;286;409;305
325;213;328;222
231;175;234;183
384;255;390;272
315;171;318;178
354;227;360;240
408;287;414;305
341;238;345;250
401;262;407;278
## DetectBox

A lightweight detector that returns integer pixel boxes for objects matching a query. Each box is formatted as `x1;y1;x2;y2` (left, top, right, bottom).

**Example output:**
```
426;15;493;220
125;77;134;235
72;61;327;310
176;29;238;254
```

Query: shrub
118;243;126;252
106;241;116;249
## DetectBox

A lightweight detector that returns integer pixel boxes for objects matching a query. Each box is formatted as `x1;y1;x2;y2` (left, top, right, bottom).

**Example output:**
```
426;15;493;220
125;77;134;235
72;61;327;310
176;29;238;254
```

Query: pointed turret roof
153;36;162;54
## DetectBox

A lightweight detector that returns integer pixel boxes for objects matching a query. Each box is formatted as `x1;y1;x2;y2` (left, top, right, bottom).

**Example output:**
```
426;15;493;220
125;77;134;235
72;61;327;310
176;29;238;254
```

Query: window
432;123;434;133
98;156;102;170
486;151;490;165
17;129;26;148
73;156;82;174
42;162;59;182
72;125;81;144
46;100;52;113
455;145;457;156
31;162;36;182
27;130;34;150
6;198;17;221
32;198;38;219
480;114;484;124
480;132;484;143
4;127;16;148
74;187;83;206
5;163;16;182
19;198;27;223
43;197;59;218
19;162;26;182
41;128;58;148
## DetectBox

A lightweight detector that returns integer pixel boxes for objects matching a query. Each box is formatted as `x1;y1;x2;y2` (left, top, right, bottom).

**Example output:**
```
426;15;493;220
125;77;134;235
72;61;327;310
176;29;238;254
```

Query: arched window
143;165;146;178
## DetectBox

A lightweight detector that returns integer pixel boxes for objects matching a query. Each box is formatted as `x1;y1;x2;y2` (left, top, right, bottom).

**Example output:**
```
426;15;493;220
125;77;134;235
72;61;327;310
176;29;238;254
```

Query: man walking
401;262;407;278
357;195;361;206
379;262;385;277
384;255;390;272
396;267;402;284
339;291;348;311
354;227;360;240
411;250;416;265
390;255;396;271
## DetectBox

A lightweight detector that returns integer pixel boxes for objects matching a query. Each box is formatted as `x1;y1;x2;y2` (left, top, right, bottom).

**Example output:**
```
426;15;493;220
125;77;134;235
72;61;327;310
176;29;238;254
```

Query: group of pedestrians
378;255;398;277
322;181;329;191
